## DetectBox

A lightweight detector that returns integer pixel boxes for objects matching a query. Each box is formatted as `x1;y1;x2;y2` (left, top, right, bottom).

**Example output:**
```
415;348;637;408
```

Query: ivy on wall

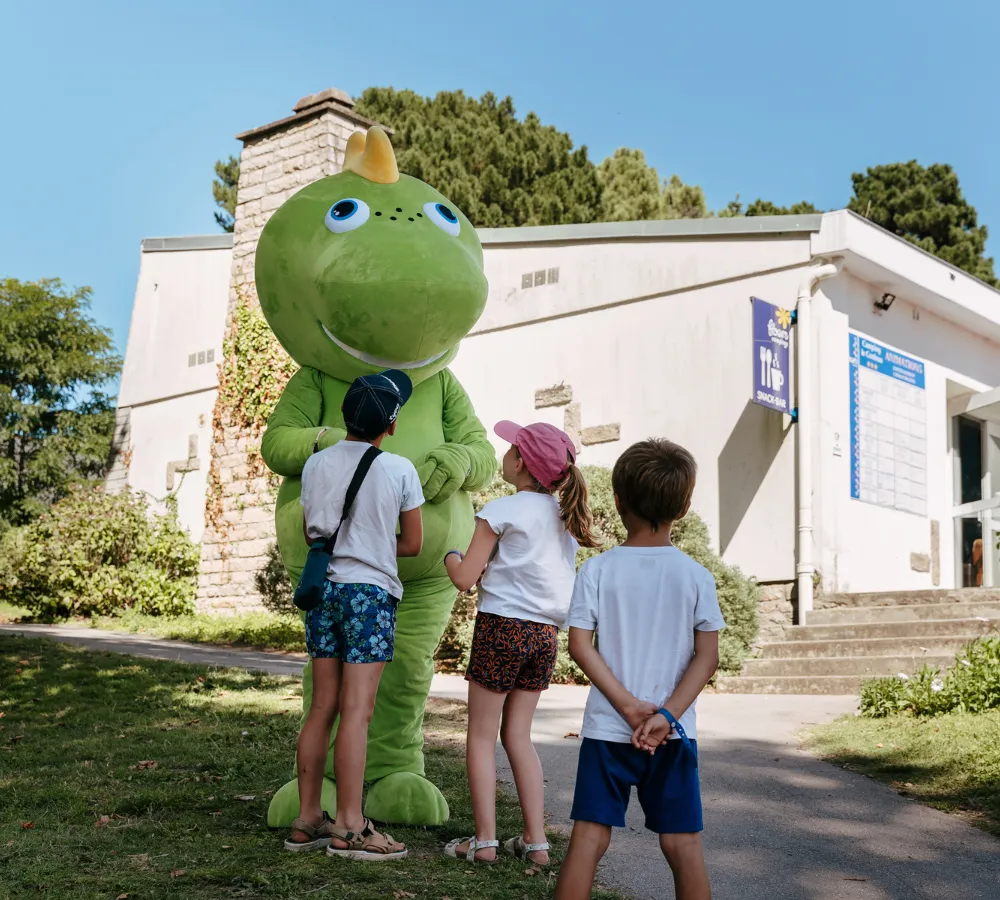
218;293;297;433
205;290;296;538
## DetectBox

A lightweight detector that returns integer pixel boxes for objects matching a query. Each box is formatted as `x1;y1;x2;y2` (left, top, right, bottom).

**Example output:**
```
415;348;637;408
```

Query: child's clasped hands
622;699;675;754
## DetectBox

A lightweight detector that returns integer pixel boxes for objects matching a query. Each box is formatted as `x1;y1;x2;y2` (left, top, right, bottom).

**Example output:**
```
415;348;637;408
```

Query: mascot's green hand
417;443;472;505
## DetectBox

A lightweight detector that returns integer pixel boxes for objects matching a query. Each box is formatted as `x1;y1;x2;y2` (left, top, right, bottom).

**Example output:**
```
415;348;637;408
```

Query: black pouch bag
293;445;382;612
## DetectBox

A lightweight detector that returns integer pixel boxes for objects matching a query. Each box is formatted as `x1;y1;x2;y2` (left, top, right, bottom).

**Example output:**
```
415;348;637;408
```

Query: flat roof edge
140;215;823;254
838;209;1000;294
478;214;825;246
141;235;235;252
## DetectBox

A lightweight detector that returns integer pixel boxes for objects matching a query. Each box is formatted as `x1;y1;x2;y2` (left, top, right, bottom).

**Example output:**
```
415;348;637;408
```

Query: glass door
953;415;1000;587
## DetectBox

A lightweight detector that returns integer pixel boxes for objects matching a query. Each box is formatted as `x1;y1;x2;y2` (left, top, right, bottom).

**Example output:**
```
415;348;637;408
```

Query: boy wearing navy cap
287;370;423;860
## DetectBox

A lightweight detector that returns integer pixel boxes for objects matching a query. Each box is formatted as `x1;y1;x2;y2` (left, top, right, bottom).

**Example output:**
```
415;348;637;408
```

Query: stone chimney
197;89;380;612
227;88;379;321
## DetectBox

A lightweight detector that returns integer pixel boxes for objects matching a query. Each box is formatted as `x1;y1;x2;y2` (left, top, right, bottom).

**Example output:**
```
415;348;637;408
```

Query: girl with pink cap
442;421;599;866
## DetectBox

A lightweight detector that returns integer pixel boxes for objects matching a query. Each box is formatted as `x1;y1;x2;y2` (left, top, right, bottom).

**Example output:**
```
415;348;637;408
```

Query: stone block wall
196;90;377;613
756;582;797;644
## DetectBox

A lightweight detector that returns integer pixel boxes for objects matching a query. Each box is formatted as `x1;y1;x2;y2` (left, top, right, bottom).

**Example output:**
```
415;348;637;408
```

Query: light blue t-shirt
567;545;726;743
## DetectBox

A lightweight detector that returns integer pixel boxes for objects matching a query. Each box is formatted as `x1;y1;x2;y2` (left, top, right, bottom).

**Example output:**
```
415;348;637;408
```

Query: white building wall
117;214;1000;597
457;233;1000;592
455;235;816;583
118;242;232;408
114;240;232;540
127;391;217;543
814;273;1000;594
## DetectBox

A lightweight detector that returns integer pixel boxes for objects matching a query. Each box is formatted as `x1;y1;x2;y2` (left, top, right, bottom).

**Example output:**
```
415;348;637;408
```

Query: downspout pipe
796;259;843;622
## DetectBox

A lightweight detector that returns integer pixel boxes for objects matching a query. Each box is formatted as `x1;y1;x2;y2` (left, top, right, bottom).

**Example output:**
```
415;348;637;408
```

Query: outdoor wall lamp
874;292;896;311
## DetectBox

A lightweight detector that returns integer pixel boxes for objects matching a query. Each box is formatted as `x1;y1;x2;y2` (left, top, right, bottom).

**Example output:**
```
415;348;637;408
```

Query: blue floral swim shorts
304;581;399;663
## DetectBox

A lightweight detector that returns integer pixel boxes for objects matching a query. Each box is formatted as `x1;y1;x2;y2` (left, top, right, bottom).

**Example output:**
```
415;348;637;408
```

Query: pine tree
212;155;240;233
848;161;996;285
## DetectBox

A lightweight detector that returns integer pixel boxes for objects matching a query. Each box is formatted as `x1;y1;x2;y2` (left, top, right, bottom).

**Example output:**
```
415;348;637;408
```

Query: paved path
3;623;998;899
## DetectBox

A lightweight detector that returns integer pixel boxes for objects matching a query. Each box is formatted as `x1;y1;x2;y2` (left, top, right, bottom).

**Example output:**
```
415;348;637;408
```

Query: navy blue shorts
304;581;398;663
570;737;703;834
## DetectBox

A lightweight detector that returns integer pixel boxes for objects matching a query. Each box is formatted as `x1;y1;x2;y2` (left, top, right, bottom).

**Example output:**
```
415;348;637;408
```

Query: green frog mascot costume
258;126;495;828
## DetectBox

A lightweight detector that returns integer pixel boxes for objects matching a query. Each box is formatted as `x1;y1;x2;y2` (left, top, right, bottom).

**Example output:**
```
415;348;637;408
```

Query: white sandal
504;835;552;866
443;836;500;864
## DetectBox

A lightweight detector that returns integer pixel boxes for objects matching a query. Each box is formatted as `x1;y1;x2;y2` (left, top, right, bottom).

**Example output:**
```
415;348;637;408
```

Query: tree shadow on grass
0;635;582;900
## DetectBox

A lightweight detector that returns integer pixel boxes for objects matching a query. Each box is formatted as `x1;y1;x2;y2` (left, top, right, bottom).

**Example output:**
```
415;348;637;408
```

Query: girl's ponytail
555;464;601;548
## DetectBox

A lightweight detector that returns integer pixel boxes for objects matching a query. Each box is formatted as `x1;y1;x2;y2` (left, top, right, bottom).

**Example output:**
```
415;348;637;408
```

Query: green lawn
0;601;309;653
91;609;309;653
0;635;615;899
0;600;31;622
806;709;1000;838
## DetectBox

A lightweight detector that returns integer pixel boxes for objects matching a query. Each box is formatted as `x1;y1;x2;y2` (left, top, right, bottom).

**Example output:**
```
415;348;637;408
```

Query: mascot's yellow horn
343;125;399;184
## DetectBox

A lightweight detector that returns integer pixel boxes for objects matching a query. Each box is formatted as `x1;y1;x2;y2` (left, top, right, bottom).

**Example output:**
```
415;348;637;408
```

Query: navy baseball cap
341;369;413;439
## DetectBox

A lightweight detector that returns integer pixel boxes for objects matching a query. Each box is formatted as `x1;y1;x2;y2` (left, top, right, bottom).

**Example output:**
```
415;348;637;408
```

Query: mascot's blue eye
325;198;370;234
423;201;461;237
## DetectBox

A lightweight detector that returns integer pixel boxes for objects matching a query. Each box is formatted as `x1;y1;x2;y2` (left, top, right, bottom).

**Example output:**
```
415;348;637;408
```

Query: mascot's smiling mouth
321;323;446;370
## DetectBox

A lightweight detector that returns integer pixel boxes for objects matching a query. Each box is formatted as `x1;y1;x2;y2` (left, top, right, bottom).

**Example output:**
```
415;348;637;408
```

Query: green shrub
946;636;1000;713
858;671;912;718
437;589;477;672
552;631;588;685
254;541;296;614
0;526;29;601
860;635;1000;718
435;466;761;681
0;486;199;620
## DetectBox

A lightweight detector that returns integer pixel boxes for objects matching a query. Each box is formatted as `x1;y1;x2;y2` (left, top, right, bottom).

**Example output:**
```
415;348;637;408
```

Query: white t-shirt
476;492;579;628
300;440;424;599
567;545;726;743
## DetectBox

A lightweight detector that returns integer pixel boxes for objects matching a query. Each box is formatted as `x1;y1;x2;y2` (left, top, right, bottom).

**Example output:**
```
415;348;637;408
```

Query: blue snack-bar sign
751;297;792;413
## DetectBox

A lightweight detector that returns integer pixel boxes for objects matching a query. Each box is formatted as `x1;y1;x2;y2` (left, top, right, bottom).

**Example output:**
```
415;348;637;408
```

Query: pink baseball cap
495;420;576;489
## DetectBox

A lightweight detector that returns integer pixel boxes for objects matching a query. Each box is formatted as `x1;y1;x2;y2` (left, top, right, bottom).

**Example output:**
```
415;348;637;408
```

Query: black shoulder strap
323;445;382;553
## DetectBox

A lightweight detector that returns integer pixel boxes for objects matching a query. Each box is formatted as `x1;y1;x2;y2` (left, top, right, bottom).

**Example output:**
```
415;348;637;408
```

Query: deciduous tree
0;279;121;527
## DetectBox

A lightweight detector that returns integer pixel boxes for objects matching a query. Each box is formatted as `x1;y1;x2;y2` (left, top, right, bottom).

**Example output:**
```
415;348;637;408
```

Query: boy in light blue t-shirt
556;438;725;900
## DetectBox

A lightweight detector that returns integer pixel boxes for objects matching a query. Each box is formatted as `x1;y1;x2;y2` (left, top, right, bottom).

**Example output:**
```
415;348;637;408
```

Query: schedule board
849;333;927;516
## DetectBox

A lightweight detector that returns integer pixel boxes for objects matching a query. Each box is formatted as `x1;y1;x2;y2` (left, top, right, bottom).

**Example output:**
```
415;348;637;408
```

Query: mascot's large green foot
266;777;337;829
264;772;447;828
364;772;449;826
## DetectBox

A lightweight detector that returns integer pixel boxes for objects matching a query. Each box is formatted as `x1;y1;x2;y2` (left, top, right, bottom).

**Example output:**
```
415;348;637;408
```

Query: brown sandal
284;812;335;852
326;818;408;861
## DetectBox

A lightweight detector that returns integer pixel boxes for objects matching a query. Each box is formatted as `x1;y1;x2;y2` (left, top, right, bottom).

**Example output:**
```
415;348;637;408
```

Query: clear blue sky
3;0;998;362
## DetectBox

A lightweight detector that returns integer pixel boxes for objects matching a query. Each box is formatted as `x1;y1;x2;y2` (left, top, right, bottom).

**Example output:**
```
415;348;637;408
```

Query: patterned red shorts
466;611;560;694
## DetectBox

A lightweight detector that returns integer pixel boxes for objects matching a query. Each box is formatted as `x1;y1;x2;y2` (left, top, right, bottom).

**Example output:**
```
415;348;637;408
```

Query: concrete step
818;588;1000;609
742;654;954;678
716;674;863;695
784;617;1000;642
758;635;978;659
807;601;1000;626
